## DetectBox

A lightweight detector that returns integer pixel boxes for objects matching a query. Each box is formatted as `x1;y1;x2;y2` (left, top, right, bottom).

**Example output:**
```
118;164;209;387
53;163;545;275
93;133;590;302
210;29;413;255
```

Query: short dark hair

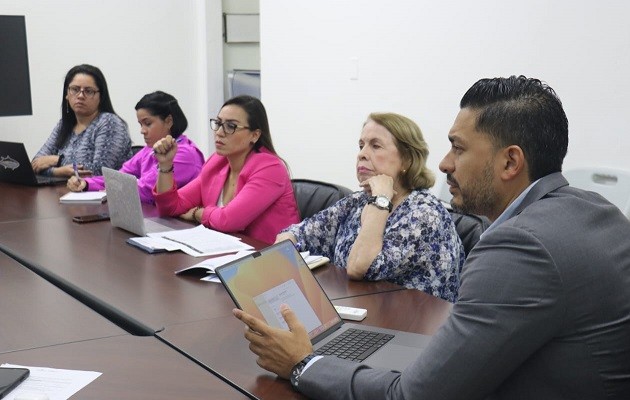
460;75;568;181
222;95;277;155
135;91;188;137
57;64;123;148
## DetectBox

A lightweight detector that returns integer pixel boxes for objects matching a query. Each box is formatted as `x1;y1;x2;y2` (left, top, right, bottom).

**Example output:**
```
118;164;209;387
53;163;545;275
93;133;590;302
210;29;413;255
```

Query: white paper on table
129;236;182;251
59;191;107;204
148;225;253;257
175;250;255;277
200;274;221;283
1;364;101;400
300;252;329;270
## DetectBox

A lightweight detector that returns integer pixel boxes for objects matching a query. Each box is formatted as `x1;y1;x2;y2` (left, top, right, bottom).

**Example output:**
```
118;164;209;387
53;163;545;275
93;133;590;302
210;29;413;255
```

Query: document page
1;364;101;400
175;250;255;282
59;191;107;204
149;225;254;256
253;279;322;332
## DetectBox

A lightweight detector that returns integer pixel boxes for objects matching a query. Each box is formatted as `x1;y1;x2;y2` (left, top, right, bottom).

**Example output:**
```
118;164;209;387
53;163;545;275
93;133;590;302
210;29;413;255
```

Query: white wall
0;0;224;158
260;0;630;192
4;0;628;190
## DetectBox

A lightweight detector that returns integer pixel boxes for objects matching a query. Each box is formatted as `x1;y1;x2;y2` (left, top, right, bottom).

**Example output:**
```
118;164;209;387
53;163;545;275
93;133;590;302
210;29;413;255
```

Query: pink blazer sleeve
200;159;289;232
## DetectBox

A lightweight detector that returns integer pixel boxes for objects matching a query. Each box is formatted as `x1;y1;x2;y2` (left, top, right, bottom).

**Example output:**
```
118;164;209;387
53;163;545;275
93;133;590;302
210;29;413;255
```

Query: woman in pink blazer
152;95;299;244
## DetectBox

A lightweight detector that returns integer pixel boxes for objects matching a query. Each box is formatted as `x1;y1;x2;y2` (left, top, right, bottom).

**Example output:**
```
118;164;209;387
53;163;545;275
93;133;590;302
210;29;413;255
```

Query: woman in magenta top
152;95;299;244
67;91;204;204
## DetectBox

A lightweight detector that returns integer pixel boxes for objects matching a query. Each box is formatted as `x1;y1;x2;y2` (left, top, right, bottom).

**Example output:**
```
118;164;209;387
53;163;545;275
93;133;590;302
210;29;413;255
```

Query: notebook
216;240;432;371
0;141;67;186
102;167;172;236
59;191;107;204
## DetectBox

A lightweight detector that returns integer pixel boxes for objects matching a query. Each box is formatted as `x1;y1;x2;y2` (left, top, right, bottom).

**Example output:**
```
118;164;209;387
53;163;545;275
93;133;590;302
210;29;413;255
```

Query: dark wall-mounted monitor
0;15;32;117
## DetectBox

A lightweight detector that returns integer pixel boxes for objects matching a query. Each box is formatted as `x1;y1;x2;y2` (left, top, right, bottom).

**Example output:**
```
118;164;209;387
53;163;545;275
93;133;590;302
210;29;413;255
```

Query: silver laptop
0;141;67;186
216;240;432;371
102;167;172;236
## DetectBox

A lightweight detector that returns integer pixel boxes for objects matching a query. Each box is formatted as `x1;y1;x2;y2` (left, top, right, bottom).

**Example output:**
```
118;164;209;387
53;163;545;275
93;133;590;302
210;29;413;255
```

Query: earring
402;169;407;173
66;100;69;114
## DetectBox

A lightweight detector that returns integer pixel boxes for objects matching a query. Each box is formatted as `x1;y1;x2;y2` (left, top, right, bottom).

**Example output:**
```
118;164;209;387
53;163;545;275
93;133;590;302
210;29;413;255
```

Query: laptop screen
0;141;65;186
217;240;342;340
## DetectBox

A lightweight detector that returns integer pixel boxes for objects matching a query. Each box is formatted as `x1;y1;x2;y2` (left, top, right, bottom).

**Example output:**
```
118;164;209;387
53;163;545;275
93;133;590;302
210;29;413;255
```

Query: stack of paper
300;252;330;270
59;191;107;204
125;236;180;254
175;250;330;283
127;225;254;256
175;250;255;282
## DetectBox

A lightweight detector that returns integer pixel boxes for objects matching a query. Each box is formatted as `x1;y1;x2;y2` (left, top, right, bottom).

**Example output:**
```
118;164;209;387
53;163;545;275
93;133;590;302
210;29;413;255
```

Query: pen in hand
73;162;80;179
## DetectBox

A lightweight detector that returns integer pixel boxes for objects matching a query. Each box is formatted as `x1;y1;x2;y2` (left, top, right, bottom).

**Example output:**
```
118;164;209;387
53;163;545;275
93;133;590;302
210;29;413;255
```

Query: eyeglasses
67;85;100;98
209;118;250;135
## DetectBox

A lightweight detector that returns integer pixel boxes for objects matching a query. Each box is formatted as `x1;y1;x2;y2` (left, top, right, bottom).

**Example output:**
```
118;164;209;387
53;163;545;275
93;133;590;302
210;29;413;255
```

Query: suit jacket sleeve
299;224;565;400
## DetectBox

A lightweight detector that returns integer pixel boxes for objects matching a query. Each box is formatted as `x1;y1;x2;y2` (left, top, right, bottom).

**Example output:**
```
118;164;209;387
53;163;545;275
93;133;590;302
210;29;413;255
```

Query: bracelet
193;206;202;223
158;164;174;173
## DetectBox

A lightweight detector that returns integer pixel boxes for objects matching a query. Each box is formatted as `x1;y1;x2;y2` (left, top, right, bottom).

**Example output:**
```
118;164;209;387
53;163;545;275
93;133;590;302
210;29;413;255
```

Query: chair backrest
563;167;630;218
448;210;490;257
227;69;261;99
291;179;353;220
131;145;144;156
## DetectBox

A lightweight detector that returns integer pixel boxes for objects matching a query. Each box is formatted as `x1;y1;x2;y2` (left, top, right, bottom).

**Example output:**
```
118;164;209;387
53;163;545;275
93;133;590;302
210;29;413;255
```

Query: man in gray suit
233;76;630;399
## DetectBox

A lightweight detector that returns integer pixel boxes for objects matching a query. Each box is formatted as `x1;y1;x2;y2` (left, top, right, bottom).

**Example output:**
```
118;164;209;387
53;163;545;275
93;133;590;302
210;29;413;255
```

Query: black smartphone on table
72;212;110;223
0;367;30;398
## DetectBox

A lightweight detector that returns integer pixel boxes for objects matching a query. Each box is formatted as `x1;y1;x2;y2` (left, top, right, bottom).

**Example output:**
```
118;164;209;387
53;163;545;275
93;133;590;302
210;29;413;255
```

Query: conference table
0;251;125;354
2;335;249;399
0;251;246;398
0;183;67;221
157;289;452;399
0;182;453;399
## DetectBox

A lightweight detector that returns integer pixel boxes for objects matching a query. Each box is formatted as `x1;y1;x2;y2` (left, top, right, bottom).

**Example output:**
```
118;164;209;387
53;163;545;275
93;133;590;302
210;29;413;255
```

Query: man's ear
499;145;526;181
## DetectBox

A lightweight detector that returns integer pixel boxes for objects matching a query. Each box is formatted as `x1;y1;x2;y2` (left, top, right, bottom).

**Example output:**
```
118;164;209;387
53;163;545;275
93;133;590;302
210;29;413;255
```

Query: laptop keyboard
315;328;395;362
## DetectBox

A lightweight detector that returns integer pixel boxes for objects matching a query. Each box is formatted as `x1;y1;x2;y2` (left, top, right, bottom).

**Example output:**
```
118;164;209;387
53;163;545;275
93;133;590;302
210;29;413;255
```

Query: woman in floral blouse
276;112;464;302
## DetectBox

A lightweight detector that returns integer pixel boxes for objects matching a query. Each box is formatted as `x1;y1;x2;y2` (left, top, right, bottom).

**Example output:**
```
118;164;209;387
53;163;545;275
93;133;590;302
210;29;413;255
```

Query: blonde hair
367;112;435;190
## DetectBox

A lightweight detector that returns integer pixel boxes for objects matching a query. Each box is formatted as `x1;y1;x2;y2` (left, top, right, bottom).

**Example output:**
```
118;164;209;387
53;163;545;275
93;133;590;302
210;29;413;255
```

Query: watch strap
290;353;316;390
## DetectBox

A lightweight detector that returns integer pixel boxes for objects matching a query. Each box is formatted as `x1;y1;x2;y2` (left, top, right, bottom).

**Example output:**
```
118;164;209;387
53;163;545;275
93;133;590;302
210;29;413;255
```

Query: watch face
376;197;389;208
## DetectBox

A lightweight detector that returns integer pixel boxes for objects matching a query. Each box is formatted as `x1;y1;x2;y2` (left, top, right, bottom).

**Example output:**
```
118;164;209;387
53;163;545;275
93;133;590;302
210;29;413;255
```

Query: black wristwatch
367;195;393;212
290;353;316;390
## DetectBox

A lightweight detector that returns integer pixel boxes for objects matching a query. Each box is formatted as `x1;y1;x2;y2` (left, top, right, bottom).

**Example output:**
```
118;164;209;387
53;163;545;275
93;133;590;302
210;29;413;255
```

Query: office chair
227;70;261;99
563;167;630;218
432;175;488;256
448;211;490;258
131;145;144;156
291;179;353;220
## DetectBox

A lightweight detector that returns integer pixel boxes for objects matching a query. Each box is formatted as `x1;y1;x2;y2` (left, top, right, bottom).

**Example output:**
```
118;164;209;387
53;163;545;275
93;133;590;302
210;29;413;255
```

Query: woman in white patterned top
31;64;132;177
